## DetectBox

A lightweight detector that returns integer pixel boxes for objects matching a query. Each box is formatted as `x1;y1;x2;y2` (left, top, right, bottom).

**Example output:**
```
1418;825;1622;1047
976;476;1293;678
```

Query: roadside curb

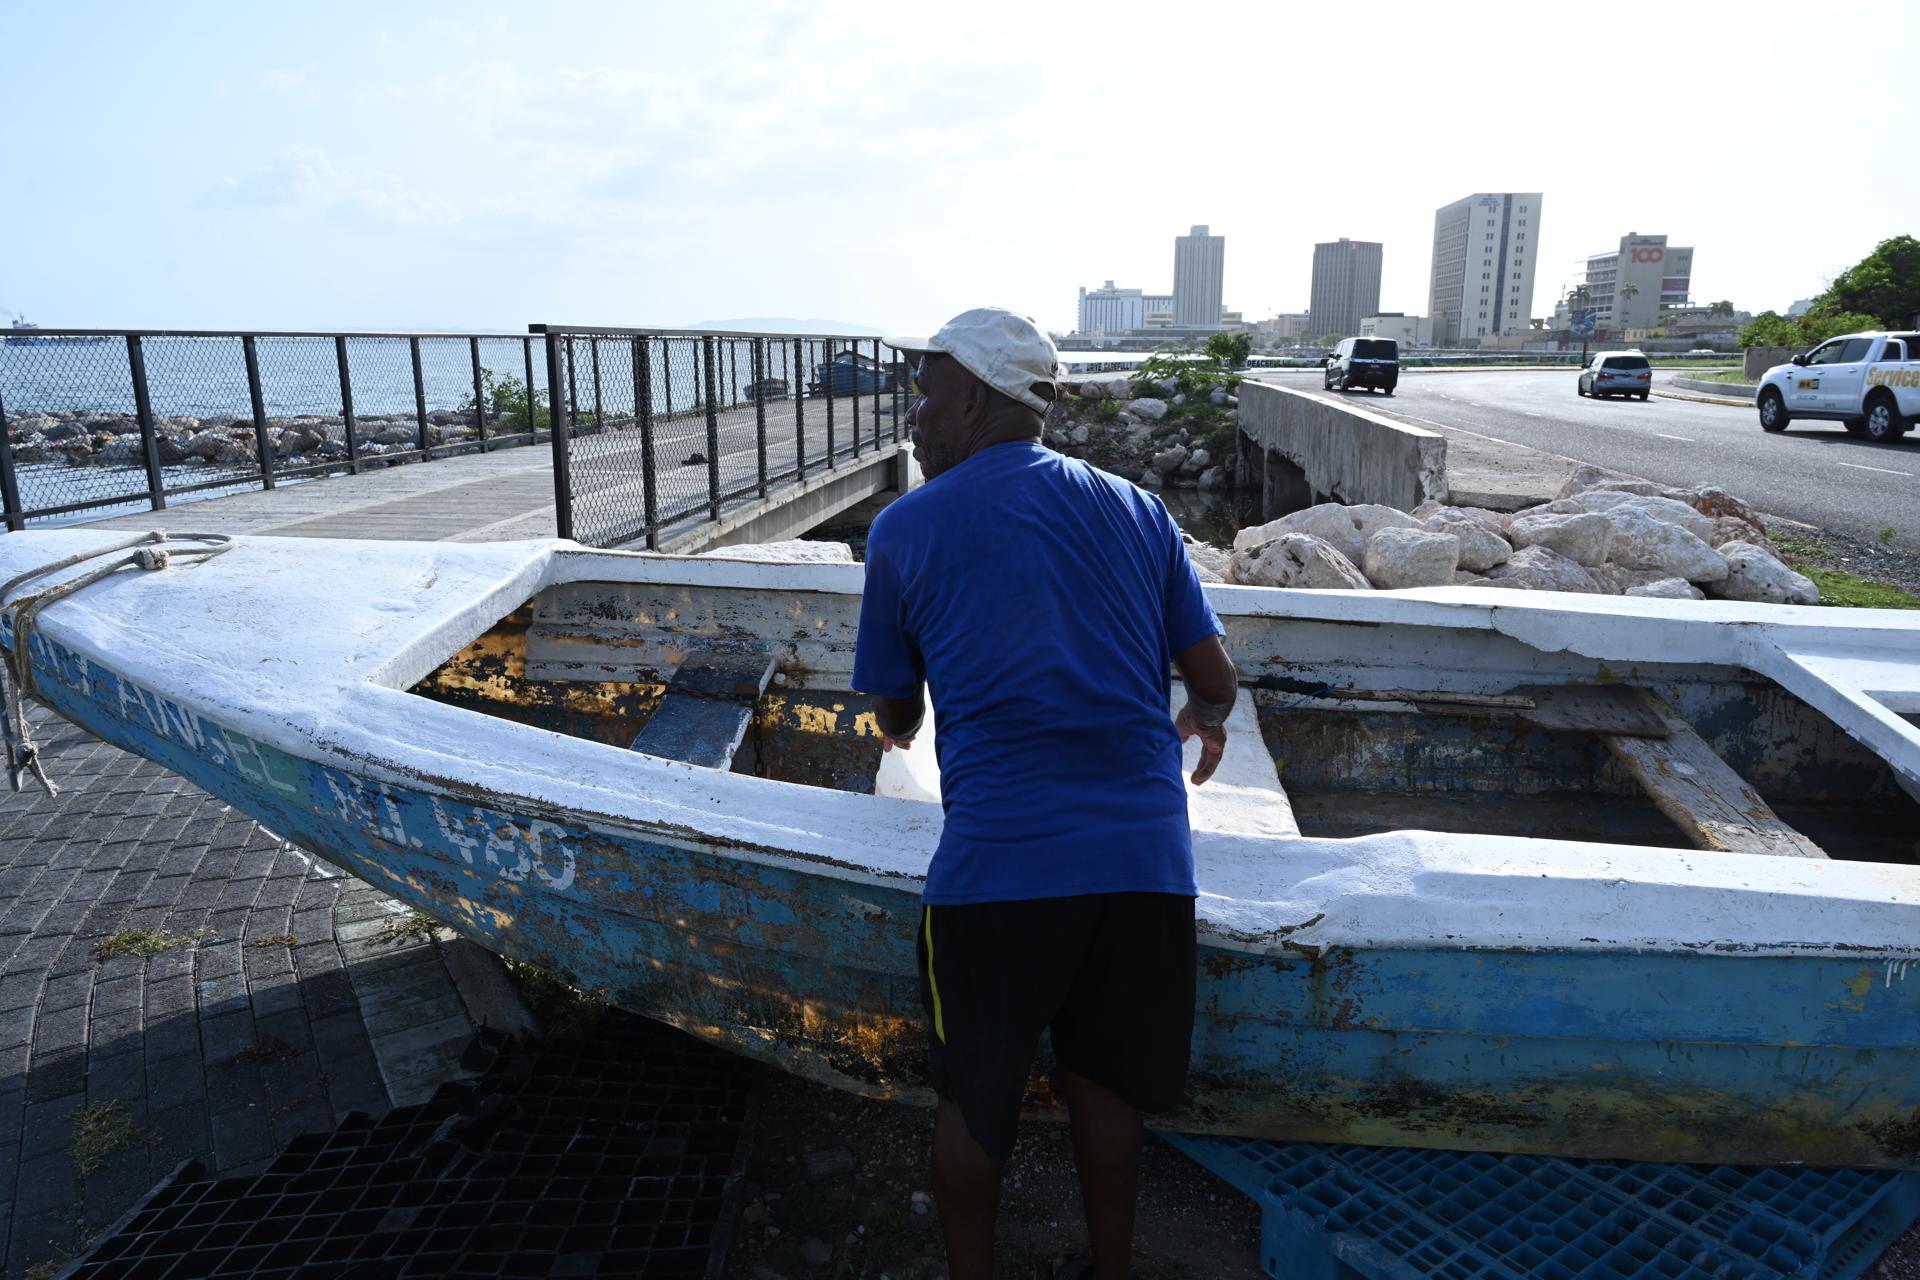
1656;388;1754;408
1667;377;1755;403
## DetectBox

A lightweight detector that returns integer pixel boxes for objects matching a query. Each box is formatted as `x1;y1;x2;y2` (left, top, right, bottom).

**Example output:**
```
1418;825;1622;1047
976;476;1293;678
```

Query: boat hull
18;624;1920;1169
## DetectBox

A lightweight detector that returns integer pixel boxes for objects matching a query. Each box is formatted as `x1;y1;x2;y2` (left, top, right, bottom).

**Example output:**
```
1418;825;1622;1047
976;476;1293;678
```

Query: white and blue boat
5;318;111;347
3;528;1919;1167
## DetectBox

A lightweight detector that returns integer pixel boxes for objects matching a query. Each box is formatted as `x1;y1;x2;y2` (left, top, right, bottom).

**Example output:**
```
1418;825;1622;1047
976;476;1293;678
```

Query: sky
5;0;1917;338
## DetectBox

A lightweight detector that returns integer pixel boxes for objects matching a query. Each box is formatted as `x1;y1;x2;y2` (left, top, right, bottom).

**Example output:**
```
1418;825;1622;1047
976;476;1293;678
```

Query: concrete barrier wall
1745;347;1795;381
1671;377;1756;400
1236;381;1447;514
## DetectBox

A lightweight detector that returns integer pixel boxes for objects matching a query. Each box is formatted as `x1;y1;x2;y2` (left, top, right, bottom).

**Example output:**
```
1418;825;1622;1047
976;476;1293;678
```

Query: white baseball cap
885;308;1061;413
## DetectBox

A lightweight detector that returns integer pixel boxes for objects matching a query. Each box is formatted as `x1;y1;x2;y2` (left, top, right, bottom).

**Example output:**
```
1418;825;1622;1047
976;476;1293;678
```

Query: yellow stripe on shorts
924;906;946;1044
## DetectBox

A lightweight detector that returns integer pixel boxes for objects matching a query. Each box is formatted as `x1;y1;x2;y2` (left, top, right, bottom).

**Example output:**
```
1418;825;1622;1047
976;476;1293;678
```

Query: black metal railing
533;325;908;550
0;329;554;531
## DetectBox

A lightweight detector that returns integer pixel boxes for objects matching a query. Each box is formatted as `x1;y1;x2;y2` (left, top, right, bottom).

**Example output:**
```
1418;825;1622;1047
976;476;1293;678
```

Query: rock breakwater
1218;465;1819;604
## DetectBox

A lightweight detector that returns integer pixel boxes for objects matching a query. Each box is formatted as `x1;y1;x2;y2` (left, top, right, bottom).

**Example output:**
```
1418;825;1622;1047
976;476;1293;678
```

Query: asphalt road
1257;368;1920;548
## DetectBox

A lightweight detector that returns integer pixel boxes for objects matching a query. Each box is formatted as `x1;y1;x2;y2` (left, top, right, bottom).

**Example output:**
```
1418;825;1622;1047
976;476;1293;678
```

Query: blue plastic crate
1166;1136;1920;1280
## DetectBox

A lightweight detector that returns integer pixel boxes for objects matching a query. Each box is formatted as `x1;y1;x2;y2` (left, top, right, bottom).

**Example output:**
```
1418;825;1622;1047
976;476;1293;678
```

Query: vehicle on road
808;349;897;397
1323;337;1398;395
1577;352;1653;400
1756;331;1920;443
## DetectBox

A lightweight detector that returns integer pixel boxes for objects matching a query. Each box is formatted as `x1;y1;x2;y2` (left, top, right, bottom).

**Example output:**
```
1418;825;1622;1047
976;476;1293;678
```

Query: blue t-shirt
853;441;1223;905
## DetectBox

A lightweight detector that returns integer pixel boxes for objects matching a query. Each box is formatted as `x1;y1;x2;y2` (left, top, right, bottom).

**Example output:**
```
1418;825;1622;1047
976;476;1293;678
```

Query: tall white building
1309;239;1384;340
1173;225;1226;329
1076;281;1145;335
1428;193;1543;346
1579;234;1694;333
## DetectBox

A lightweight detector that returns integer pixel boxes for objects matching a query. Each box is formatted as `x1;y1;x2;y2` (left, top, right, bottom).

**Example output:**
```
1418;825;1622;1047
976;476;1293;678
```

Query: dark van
1324;336;1399;395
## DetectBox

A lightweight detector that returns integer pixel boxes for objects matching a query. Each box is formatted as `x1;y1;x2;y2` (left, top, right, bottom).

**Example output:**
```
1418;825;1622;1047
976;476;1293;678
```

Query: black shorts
917;892;1196;1161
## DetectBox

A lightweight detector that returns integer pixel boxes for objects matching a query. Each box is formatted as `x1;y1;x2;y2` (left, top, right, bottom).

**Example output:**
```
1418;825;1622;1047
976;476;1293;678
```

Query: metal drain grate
1168;1135;1920;1280
66;1016;761;1278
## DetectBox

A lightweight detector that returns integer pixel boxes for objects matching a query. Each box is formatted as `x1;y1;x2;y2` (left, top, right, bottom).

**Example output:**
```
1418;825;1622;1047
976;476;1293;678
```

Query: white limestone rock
1591;563;1682;595
1558;465;1669;501
1227;533;1372;590
1507;510;1613;566
1604;506;1728;583
1525;490;1718;543
1420;508;1511;576
1198;465;1228;492
1482;545;1605;594
1685;485;1768;534
1125;397;1170;422
1182;534;1231;581
1075;380;1109;400
1363;527;1461;589
1137;467;1165;488
1708;541;1820;605
1625;577;1706;600
1151;445;1189;476
1232;502;1421;567
1069;424;1090;445
1704;514;1770;549
1556;464;1624;499
704;540;854;563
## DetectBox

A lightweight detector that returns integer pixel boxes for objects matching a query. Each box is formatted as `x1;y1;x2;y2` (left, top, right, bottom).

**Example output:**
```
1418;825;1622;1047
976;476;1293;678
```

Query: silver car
1578;352;1653;401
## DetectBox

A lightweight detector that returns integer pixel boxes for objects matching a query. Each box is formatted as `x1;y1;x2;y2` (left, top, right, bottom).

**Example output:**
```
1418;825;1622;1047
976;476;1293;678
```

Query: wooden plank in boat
1602;689;1828;859
1497;685;1672;738
630;647;776;770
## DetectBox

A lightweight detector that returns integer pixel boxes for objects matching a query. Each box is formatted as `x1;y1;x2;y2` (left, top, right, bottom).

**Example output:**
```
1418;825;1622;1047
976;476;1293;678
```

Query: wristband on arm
1184;695;1232;729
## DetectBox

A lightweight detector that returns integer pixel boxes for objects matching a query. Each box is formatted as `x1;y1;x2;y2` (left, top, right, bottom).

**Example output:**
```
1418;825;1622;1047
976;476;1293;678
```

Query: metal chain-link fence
540;328;908;549
0;330;555;531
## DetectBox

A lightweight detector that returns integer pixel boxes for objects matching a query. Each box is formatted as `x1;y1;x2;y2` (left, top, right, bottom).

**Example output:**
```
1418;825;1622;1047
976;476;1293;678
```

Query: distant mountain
690;317;886;337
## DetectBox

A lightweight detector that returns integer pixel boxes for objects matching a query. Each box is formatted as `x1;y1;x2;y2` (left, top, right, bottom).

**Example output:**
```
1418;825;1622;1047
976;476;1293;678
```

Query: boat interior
404;572;1920;868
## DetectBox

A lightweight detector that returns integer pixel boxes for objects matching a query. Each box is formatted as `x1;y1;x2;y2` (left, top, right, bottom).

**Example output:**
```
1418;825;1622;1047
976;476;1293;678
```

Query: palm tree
1708;299;1735;319
1564;286;1594;357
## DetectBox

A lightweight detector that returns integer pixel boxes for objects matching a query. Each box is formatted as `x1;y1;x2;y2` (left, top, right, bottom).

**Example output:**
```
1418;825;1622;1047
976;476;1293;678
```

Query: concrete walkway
81;393;908;549
0;707;524;1277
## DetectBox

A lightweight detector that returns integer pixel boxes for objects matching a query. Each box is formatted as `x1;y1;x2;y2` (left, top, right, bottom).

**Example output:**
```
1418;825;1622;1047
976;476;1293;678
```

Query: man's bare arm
1173;635;1236;785
872;690;926;752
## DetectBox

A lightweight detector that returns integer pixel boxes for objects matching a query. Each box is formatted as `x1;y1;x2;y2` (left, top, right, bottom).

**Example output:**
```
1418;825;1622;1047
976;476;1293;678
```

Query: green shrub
1132;346;1241;400
462;368;551;432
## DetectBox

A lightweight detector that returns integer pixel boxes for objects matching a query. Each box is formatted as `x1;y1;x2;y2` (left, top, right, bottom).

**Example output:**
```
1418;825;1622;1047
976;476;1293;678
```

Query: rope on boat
0;531;236;797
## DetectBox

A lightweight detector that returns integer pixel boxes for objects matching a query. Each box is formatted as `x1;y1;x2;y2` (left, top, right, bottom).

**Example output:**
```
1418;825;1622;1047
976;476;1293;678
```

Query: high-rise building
1076;280;1145;335
1308;239;1384;340
1173;225;1225;329
1428;193;1543;346
1579;234;1694;333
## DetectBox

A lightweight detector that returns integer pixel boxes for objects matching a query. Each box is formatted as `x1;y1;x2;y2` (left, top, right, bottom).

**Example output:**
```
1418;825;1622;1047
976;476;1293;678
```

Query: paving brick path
0;709;402;1277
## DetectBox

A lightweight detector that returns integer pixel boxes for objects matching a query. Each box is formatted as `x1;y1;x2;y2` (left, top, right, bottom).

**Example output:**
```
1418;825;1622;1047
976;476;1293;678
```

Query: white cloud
207;144;456;227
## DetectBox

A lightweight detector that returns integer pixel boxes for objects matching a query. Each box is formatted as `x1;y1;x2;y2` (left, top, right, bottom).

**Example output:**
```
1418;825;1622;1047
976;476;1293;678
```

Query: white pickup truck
1756;330;1920;442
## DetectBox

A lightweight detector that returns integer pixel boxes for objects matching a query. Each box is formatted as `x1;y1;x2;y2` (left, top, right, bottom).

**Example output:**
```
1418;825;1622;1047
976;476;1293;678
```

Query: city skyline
5;3;1914;338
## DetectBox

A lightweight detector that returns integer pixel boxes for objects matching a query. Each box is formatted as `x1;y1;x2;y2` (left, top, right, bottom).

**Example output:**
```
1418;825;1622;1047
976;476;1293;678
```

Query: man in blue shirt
854;308;1238;1280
